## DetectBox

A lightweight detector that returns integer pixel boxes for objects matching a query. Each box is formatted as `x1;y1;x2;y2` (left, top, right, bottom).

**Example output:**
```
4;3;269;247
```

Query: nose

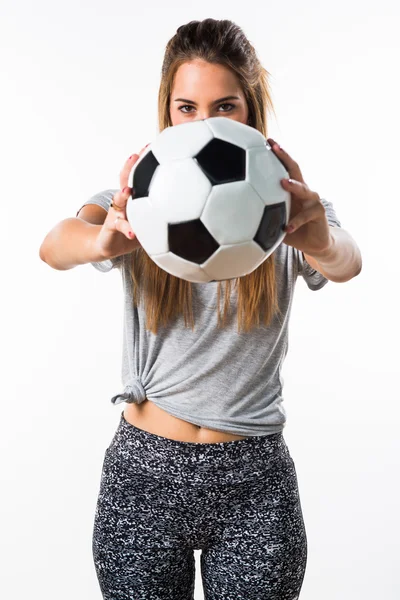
195;112;214;121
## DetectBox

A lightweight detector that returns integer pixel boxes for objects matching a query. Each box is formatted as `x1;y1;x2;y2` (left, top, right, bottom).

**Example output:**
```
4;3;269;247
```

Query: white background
1;0;399;598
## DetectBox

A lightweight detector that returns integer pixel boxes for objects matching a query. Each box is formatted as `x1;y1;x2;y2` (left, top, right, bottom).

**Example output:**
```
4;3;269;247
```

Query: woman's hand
267;138;334;257
94;143;150;260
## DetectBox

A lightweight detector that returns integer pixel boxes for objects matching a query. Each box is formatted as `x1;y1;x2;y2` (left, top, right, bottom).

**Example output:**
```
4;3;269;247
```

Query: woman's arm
39;217;106;271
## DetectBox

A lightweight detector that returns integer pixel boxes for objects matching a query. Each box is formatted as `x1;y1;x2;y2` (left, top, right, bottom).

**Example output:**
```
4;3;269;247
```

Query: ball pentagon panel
204;116;266;149
195;138;246;184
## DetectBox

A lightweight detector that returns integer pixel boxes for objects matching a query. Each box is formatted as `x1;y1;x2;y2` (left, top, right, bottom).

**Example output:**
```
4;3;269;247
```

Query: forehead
172;60;242;95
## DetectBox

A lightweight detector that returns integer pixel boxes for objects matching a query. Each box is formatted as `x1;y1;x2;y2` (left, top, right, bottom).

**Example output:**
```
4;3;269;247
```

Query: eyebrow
173;95;240;105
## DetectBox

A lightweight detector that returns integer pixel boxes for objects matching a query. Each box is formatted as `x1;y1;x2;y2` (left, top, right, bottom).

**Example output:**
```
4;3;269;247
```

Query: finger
285;205;321;233
120;143;151;190
281;178;319;202
113;214;136;239
267;138;305;183
283;192;323;232
109;190;132;237
110;186;131;218
139;142;151;156
120;154;139;191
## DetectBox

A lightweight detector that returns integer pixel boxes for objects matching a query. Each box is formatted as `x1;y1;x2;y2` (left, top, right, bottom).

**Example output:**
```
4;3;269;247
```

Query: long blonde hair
129;18;282;334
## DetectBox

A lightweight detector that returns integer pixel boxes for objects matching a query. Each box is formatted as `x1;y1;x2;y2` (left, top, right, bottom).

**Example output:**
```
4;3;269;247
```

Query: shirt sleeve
295;198;342;291
76;188;123;272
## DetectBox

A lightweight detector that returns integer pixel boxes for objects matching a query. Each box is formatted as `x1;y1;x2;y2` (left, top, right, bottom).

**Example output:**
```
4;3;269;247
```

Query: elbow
352;257;362;278
39;243;48;264
334;262;362;283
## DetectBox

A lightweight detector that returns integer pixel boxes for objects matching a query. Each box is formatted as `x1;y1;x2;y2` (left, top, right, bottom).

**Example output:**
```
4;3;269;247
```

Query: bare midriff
123;398;248;443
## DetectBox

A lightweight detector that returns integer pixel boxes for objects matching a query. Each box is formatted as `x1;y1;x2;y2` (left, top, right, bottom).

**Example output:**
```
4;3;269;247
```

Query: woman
40;18;361;600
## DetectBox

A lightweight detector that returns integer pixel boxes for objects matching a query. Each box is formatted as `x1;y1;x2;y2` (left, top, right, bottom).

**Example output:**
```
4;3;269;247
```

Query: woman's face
169;59;250;126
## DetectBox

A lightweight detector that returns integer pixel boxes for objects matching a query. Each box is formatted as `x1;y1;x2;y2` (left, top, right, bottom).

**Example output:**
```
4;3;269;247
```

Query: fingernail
122;186;130;194
267;138;282;152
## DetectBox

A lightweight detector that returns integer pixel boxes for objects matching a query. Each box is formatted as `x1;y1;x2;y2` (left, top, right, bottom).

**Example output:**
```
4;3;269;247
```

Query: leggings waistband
105;411;290;486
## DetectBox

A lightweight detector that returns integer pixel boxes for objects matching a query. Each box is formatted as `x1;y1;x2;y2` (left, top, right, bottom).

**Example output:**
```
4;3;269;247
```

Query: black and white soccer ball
126;117;290;283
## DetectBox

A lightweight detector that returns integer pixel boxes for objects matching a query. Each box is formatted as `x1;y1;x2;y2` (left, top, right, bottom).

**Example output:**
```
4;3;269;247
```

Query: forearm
39;218;104;270
309;227;362;282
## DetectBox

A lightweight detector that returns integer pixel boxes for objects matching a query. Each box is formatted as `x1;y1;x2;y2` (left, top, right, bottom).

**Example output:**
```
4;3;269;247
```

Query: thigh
92;447;196;600
200;451;308;600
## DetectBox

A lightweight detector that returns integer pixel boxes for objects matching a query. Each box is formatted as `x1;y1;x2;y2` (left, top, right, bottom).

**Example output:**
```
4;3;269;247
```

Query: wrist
308;231;336;263
87;223;109;262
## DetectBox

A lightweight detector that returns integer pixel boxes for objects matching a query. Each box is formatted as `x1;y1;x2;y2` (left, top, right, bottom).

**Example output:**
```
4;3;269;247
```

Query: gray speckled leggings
92;410;307;600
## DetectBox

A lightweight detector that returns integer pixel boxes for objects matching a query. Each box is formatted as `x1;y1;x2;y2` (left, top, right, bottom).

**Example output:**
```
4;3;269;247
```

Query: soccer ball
126;117;290;283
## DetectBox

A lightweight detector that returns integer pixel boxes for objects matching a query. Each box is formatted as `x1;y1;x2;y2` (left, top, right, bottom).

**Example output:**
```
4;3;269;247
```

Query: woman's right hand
94;144;150;260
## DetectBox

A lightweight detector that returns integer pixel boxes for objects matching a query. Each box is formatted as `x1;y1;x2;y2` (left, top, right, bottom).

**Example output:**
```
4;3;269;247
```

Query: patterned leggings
92;410;308;600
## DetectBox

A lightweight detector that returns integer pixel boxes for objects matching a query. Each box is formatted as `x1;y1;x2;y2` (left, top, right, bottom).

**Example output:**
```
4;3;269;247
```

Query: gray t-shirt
76;189;341;436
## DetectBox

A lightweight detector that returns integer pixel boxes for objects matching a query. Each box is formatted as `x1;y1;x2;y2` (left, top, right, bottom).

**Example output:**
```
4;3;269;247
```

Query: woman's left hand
267;138;333;257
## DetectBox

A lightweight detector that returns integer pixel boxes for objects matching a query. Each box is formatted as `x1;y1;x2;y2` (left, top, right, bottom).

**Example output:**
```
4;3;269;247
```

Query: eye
178;105;195;114
178;103;235;114
218;103;235;112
